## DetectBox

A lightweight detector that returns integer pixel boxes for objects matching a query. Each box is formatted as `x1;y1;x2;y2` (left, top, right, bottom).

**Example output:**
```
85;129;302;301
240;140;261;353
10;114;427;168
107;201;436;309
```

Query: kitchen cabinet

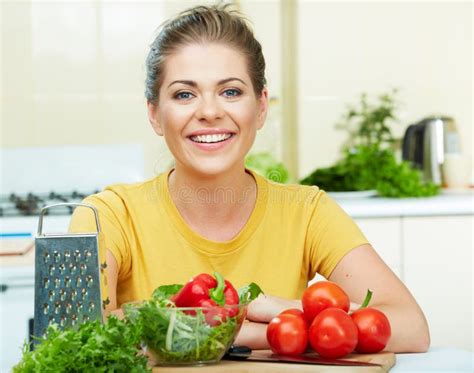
351;212;473;351
0;277;34;371
402;215;473;351
336;193;473;350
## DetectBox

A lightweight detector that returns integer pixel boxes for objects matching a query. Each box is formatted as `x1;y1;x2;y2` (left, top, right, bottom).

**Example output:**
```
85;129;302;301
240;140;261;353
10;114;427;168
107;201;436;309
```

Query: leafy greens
13;317;148;373
126;282;263;364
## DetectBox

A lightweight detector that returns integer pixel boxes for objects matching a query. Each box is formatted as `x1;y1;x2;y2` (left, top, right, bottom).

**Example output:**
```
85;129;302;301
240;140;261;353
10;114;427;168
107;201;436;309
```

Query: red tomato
280;308;305;318
302;281;350;324
267;314;308;355
351;307;391;353
309;308;358;359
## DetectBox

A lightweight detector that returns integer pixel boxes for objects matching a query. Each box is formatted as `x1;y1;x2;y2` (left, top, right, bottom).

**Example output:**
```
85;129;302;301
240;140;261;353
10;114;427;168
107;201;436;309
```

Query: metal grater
34;203;109;339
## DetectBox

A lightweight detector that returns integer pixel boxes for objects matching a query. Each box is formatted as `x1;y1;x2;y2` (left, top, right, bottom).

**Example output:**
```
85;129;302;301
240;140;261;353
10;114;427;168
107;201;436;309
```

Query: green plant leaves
245;152;289;183
152;284;183;300
301;90;440;198
13;317;148;373
238;282;264;304
300;144;439;197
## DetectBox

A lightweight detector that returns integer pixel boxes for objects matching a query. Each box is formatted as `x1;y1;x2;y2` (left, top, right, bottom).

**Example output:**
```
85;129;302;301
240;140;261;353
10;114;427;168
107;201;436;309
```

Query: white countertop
393;346;473;372
332;190;474;218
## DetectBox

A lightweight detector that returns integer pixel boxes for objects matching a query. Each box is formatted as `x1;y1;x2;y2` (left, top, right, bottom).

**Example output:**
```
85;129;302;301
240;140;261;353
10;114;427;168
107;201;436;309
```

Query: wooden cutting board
152;351;396;372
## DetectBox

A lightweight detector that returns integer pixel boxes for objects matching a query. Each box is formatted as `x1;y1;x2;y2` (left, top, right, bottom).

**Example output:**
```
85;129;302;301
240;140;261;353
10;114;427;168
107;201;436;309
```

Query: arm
104;249;124;319
69;196;129;319
329;243;430;353
236;244;430;352
234;295;301;349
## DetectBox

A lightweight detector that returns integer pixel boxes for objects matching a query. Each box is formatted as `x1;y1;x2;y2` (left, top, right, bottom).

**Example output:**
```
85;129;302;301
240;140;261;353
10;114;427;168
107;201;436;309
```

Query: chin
187;159;242;178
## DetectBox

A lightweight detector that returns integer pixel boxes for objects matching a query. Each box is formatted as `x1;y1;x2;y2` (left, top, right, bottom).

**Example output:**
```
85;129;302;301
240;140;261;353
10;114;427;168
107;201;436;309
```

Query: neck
168;163;257;223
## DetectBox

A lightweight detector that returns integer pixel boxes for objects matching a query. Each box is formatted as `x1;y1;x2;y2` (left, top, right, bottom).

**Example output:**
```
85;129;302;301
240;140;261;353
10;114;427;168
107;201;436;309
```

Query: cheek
228;101;260;129
159;104;194;135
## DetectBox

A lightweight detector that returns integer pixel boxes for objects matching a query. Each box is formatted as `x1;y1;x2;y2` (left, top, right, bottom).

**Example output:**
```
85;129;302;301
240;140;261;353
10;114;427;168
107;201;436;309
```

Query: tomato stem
359;289;373;309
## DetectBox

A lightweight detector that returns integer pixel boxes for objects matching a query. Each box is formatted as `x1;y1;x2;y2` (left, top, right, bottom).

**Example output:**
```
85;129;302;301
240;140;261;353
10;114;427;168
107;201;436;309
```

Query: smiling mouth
189;133;234;143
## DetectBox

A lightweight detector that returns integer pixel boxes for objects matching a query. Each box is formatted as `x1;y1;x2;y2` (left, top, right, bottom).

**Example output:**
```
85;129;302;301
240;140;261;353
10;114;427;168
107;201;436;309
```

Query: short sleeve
306;191;369;279
68;191;132;279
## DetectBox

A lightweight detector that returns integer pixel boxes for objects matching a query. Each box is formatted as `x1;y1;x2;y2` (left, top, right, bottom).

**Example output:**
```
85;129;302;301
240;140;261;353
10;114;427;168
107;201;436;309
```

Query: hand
246;294;301;323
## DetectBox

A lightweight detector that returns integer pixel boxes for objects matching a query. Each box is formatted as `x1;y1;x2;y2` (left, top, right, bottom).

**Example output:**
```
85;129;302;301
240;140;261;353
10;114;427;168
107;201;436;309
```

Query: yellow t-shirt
69;169;368;307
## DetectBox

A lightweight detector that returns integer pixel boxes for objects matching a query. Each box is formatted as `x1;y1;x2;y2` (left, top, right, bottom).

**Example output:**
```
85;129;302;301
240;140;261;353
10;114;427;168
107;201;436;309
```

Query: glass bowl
122;301;248;366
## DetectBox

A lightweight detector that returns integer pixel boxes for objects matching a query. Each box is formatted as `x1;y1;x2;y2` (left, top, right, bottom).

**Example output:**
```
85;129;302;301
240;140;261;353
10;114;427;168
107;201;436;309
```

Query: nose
195;94;224;122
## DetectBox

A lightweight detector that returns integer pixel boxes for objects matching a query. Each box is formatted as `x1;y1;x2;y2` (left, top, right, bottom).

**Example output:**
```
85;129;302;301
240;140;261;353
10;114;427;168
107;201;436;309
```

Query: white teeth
190;133;232;143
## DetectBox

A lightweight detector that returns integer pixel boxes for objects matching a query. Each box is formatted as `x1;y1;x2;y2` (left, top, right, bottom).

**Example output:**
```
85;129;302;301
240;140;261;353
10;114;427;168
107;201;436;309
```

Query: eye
174;91;194;100
222;88;241;98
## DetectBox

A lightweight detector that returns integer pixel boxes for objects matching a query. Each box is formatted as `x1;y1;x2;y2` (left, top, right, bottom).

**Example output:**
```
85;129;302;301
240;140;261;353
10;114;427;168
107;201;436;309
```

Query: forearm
235;294;301;349
368;303;430;353
243;294;429;353
246;294;302;323
234;321;270;349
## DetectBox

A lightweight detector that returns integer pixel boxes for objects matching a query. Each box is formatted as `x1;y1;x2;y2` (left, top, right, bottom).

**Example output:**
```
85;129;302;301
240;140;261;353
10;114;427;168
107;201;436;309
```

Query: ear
147;101;163;136
256;87;269;130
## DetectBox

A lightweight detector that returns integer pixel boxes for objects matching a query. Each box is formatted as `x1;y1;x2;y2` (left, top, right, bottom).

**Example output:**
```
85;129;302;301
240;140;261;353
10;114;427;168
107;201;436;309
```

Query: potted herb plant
300;89;439;198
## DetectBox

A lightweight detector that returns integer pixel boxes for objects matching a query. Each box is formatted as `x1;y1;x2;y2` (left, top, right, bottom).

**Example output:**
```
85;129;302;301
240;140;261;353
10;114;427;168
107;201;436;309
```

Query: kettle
402;116;460;185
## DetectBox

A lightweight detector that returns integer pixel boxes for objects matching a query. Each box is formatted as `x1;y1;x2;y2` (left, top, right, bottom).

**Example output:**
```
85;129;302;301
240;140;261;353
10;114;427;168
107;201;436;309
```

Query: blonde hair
145;4;266;103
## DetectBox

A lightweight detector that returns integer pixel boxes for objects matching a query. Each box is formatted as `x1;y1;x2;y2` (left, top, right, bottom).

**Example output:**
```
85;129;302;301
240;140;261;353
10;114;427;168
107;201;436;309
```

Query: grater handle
37;203;101;235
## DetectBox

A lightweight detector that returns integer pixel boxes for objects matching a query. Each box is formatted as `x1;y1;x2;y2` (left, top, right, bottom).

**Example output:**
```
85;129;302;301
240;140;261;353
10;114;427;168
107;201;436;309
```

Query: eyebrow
167;77;247;89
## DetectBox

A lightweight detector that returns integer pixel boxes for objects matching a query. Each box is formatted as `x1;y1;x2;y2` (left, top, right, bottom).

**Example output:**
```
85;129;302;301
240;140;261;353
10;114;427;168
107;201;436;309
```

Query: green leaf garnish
238;282;264;304
152;284;183;300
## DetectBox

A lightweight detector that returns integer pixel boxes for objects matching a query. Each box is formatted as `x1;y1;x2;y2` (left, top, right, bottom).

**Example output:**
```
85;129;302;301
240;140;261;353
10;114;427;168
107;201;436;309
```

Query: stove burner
0;190;99;217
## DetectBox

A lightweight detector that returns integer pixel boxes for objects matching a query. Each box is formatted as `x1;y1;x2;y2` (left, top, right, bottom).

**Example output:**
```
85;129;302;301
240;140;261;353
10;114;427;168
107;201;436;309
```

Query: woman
71;4;429;352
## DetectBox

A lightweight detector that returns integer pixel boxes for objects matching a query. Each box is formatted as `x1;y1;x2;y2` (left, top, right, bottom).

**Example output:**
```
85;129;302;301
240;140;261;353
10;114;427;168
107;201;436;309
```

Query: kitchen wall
1;0;282;178
297;0;472;180
1;1;472;181
1;0;168;175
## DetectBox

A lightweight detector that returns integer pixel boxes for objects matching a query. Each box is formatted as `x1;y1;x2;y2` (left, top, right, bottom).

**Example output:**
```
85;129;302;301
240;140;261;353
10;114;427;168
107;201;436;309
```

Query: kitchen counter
392;346;473;372
332;190;474;218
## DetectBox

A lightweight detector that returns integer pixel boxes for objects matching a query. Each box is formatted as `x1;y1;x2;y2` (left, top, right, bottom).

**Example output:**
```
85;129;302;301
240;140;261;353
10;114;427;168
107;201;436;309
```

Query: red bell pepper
171;272;240;325
172;278;211;308
224;280;239;316
193;273;217;289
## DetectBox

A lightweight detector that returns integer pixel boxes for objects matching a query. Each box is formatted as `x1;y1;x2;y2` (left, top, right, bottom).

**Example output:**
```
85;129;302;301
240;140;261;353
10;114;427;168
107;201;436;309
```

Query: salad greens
126;282;263;364
151;284;183;300
14;279;263;370
238;282;264;304
129;299;239;363
13;317;148;373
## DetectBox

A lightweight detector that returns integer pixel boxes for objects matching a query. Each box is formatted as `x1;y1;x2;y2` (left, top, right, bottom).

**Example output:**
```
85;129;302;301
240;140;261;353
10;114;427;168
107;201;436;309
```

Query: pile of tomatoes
266;281;391;359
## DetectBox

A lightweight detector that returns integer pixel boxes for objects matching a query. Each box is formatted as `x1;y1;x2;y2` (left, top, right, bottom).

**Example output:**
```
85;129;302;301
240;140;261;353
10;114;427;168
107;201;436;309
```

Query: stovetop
0;191;99;217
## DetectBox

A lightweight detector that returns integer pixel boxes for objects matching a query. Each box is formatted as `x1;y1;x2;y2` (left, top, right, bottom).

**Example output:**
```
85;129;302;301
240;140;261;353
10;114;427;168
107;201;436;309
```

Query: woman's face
147;43;268;178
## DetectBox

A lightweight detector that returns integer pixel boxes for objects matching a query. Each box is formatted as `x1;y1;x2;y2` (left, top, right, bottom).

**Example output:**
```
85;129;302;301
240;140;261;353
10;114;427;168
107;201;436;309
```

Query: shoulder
261;175;326;209
254;173;345;223
83;174;164;214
